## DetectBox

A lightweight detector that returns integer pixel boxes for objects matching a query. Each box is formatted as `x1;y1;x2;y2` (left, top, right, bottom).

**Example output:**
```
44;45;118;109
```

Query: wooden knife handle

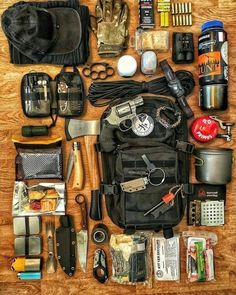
72;149;84;190
84;135;100;190
75;194;87;230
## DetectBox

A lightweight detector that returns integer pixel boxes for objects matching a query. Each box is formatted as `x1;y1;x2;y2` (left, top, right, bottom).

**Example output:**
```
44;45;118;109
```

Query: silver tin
13;216;41;235
14;236;42;256
194;148;233;184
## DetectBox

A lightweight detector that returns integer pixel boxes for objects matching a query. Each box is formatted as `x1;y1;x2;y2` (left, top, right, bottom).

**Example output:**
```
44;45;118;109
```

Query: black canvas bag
99;96;191;237
1;0;90;65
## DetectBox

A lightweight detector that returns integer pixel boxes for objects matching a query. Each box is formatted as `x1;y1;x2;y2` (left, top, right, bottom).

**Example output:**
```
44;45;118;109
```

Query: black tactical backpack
99;95;192;238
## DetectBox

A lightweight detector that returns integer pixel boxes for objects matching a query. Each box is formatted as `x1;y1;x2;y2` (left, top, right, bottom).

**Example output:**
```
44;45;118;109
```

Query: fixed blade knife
75;194;88;272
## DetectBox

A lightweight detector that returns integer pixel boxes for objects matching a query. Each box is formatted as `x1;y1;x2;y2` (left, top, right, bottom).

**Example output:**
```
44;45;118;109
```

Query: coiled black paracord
87;70;195;107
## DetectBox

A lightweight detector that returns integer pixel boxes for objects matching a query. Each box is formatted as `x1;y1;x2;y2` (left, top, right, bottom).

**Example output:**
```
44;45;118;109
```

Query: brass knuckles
82;63;115;80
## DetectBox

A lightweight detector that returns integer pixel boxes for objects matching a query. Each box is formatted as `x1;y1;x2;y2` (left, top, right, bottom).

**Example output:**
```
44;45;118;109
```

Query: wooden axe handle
84;135;100;190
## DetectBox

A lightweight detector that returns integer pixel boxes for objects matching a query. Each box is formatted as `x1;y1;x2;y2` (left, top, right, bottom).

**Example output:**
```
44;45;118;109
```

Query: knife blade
75;194;88;272
65;148;74;183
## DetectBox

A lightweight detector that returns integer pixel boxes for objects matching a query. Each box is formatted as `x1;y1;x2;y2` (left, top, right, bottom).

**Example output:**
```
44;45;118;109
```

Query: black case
21;67;84;119
172;32;194;64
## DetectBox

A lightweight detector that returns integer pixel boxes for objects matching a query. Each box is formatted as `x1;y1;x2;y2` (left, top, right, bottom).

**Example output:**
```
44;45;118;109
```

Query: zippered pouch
13;137;63;180
21;67;85;119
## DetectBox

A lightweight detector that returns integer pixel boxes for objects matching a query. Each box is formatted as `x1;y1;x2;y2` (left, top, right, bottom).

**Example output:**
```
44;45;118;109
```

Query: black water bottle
198;20;228;111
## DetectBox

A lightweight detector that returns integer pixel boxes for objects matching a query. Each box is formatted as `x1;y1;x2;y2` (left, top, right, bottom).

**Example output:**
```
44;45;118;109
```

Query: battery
139;0;155;28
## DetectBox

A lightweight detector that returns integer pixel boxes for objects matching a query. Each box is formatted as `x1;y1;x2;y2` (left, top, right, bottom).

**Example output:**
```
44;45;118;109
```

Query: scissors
82;63;115;80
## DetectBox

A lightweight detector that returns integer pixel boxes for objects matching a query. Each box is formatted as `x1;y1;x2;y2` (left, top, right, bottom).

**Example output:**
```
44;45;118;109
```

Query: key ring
75;194;85;204
82;63;115;80
148;167;166;186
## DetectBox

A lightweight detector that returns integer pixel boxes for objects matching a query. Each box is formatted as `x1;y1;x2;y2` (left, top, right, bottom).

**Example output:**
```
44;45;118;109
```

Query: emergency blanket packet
12;181;66;216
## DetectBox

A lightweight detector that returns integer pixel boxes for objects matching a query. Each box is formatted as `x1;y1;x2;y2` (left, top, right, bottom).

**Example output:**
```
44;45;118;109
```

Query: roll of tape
91;223;109;244
117;55;137;77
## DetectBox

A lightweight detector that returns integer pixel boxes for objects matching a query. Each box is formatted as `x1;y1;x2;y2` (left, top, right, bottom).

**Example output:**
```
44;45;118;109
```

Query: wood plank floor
0;0;236;294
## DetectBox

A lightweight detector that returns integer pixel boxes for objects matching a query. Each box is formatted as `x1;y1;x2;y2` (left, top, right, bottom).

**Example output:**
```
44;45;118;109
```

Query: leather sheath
56;215;76;276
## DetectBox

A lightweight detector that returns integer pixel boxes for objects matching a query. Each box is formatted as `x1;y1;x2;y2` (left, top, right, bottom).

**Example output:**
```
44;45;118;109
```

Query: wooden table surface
0;0;236;294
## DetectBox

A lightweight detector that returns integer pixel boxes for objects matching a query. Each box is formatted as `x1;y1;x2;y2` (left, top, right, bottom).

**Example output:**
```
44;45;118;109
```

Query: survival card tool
66;142;84;189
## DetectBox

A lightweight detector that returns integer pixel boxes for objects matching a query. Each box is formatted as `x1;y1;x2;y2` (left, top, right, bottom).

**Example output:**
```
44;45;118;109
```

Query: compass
132;113;154;137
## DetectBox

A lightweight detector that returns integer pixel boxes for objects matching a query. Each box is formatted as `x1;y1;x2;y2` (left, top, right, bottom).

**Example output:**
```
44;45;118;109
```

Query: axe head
65;119;100;140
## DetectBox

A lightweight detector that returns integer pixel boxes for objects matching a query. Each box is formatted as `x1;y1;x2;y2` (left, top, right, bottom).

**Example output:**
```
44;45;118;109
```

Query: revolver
100;96;144;152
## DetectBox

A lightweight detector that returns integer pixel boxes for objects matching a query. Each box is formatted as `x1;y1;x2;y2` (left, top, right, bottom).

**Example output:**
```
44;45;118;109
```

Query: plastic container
141;51;157;75
198;20;228;111
135;28;169;54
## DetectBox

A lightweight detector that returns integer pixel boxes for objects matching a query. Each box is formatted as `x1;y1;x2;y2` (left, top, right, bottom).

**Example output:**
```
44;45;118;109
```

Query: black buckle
176;140;195;154
100;183;118;195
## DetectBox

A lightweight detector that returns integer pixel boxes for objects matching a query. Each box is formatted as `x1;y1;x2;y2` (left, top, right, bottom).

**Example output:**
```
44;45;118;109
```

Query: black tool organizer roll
100;96;190;235
21;66;85;119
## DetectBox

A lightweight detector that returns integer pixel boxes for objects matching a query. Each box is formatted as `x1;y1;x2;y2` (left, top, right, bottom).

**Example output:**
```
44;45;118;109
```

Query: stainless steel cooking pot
194;148;233;184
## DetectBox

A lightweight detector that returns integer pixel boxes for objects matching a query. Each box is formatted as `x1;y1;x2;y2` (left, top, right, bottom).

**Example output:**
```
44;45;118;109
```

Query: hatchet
65;119;102;220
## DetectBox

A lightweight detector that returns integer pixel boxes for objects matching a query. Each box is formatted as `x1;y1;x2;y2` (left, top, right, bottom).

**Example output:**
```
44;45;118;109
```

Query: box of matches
139;0;155;28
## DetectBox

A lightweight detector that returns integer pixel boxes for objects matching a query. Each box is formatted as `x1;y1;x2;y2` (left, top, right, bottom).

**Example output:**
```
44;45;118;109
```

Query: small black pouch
13;138;63;180
129;244;147;283
21;72;52;117
21;66;85;120
56;66;84;117
172;32;194;64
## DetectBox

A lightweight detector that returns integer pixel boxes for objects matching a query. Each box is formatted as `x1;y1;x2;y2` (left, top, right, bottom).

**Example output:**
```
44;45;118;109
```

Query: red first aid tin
191;116;219;142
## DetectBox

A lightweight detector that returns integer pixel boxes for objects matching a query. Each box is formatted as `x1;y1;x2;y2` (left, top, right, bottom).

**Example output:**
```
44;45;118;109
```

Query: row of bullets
171;2;192;26
172;14;192;26
171;2;192;14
